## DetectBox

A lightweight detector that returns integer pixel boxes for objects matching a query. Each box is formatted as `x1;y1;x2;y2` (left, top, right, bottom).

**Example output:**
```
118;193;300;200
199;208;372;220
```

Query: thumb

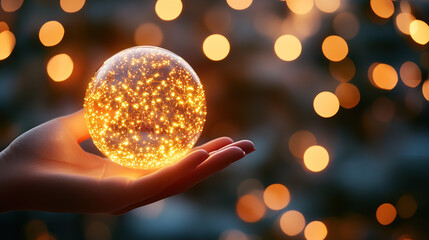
59;109;90;143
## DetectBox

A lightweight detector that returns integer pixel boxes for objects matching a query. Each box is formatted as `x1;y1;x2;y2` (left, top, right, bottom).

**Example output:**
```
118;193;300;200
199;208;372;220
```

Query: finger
192;137;233;152
113;146;245;214
58;109;90;143
126;149;209;201
209;140;255;155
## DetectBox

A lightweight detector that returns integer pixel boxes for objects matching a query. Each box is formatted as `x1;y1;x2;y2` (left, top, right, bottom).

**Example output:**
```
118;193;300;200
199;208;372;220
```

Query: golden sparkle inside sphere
84;46;206;169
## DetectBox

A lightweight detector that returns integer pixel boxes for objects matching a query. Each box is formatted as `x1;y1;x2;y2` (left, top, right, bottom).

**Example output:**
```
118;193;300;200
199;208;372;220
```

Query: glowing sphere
84;46;206;169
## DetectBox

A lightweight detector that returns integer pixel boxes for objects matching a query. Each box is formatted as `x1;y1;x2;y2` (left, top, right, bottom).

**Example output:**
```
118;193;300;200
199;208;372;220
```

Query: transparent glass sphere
84;46;206;169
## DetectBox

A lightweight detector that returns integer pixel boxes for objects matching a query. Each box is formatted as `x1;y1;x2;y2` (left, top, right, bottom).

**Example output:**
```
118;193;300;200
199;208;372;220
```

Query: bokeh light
314;0;340;14
46;53;74;82
410;20;429;45
396;13;415;35
226;0;252;11
396;194;417;219
155;0;183;21
370;0;394;19
203;34;230;61
286;0;313;15
280;210;306;236
372;63;398;90
288;130;317;159
134;23;163;46
236;194;266;223
303;145;329;172
1;0;23;12
322;35;348;62
333;12;360;40
304;221;328;240
263;184;290;210
376;203;397;225
0;30;15;60
274;35;302;61
329;57;356;82
26;220;48;240
335;83;360;109
400;61;421;88
372;97;395;122
423;79;429;101
39;21;65;47
85;220;111;240
0;21;9;32
60;0;85;13
219;230;248;240
313;91;340;118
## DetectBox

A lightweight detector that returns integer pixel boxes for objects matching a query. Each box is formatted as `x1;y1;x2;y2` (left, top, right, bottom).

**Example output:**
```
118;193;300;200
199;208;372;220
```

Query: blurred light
372;63;398;90
1;0;23;12
274;34;302;61
286;0;313;15
303;145;329;172
398;235;413;240
0;30;15;60
370;0;394;19
314;0;340;14
39;21;65;47
134;23;163;46
367;62;379;87
280;210;306;236
289;10;322;39
410;20;429;45
396;194;417;219
333;12;359;40
85;220;111;240
26;220;48;240
400;61;421;88
376;203;397;225
0;21;9;33
288;130;317;159
237;178;264;196
47;53;74;82
335;83;360;109
204;8;231;34
236;194;266;223
372;97;395;122
396;13;415;35
155;0;183;21
36;233;56;240
263;183;290;210
304;221;328;240
219;230;248;240
322;35;348;62
203;34;230;61
60;0;85;13
226;0;252;10
329;57;355;82
313;91;340;118
423;80;429;101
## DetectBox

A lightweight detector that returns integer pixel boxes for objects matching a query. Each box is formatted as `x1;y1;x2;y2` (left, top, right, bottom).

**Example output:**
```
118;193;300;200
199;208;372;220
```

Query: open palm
0;110;254;214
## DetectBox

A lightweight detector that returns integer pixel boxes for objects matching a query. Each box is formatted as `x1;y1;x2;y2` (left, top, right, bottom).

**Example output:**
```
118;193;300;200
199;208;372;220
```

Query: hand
0;110;255;214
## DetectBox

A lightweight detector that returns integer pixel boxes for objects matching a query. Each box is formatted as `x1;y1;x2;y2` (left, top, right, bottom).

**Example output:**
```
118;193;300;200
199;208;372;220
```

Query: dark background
1;0;429;239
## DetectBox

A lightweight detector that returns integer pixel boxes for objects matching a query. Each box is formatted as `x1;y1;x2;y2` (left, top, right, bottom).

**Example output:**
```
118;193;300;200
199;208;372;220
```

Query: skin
0;110;255;214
